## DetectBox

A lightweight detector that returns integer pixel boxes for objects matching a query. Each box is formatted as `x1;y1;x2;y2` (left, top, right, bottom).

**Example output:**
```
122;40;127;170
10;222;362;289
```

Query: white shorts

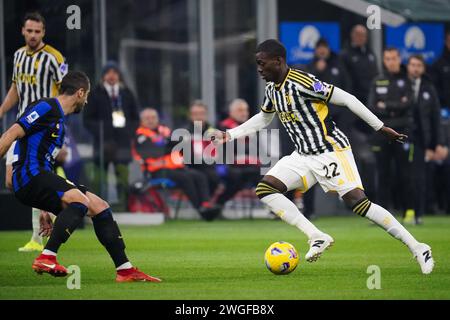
5;141;17;166
266;149;364;198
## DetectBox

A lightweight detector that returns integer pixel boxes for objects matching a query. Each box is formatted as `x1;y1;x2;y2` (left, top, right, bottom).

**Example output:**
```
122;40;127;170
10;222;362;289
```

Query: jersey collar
26;43;46;56
274;68;291;91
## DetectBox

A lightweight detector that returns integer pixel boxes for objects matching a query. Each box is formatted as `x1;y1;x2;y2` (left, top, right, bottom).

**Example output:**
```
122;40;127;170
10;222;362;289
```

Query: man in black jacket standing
340;25;379;105
431;31;450;110
407;54;448;224
368;47;414;214
340;25;380;200
83;61;140;209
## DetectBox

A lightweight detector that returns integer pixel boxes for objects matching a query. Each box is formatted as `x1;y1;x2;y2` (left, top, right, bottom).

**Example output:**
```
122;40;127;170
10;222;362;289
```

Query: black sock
92;208;129;268
45;203;88;253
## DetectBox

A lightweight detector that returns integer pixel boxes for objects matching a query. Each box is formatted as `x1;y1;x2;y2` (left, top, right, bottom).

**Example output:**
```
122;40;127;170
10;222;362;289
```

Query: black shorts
14;171;88;214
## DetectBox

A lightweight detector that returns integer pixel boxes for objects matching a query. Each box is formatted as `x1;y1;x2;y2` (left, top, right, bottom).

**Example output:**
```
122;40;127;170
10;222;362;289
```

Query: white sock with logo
261;193;323;239
365;203;420;252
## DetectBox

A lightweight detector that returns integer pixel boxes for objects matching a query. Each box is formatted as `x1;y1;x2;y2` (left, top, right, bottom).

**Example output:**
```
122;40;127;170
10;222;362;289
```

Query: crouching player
0;71;161;282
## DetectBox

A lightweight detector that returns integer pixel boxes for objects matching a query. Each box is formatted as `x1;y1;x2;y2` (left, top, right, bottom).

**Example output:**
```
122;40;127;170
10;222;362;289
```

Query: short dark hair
408;54;425;65
60;71;90;95
384;46;400;55
315;38;329;49
23;12;46;28
256;39;287;60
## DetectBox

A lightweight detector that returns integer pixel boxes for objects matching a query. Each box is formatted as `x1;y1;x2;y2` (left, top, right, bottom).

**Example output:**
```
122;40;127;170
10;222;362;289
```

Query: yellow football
264;241;299;275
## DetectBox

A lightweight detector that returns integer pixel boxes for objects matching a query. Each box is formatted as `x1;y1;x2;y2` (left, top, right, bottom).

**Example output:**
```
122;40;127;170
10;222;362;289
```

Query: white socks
261;193;323;239
365;203;420;252
31;208;43;244
116;262;133;271
260;192;421;253
42;249;57;256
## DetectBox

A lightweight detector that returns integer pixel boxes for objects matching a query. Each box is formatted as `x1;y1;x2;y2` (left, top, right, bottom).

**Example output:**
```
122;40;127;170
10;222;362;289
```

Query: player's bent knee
88;199;109;217
85;192;109;216
342;188;366;206
351;197;372;217
62;189;90;207
255;181;283;200
342;189;372;217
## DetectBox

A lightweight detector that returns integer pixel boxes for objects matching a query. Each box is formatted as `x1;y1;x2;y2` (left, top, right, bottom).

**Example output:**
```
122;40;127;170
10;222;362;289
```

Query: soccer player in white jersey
0;12;68;252
212;39;434;274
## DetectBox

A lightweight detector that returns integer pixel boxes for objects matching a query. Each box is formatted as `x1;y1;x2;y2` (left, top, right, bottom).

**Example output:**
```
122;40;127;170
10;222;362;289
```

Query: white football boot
305;233;334;262
413;243;434;274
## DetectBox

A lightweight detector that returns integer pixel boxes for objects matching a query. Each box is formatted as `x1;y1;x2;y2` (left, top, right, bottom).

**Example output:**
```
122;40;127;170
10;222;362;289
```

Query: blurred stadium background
1;0;450;227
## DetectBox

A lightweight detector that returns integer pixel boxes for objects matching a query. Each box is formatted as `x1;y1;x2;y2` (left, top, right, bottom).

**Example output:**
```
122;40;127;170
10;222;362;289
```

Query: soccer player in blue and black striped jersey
0;71;161;282
0;12;68;253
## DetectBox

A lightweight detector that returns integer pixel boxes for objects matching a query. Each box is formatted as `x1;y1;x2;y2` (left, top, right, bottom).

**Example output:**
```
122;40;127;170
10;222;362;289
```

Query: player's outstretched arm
329;86;384;130
329;86;408;144
0;84;19;119
0;123;25;158
211;111;275;145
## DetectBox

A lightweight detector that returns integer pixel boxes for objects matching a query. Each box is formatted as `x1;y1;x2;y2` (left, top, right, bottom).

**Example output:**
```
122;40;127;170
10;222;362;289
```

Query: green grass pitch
1;216;450;300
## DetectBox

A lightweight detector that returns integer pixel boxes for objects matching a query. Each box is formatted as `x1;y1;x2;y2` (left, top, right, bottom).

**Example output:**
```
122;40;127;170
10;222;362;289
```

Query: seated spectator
184;101;221;197
132;108;220;221
217;99;261;207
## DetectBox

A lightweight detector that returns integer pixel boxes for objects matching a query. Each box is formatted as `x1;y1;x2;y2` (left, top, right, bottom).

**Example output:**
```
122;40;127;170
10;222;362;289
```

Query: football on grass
264;241;299;275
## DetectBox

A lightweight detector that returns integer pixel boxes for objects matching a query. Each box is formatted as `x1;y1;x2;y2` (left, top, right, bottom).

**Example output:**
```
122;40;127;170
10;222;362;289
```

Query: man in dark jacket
407;54;448;224
368;47;414;214
340;25;380;199
431;31;450;109
83;61;140;208
340;24;379;105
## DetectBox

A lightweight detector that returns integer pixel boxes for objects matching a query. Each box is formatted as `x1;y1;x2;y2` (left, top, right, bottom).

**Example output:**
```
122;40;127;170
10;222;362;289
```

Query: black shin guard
92;209;128;268
45;203;88;253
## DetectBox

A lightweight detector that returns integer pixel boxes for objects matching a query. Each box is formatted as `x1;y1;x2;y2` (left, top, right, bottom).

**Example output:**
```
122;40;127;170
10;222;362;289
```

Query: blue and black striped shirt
12;98;65;192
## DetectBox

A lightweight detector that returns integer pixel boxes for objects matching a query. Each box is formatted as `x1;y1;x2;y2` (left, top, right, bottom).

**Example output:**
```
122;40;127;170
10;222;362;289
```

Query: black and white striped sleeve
49;54;68;85
260;84;275;113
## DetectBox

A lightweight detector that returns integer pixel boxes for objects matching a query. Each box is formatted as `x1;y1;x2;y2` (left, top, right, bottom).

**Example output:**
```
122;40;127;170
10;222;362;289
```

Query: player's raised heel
305;234;335;263
32;254;68;277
